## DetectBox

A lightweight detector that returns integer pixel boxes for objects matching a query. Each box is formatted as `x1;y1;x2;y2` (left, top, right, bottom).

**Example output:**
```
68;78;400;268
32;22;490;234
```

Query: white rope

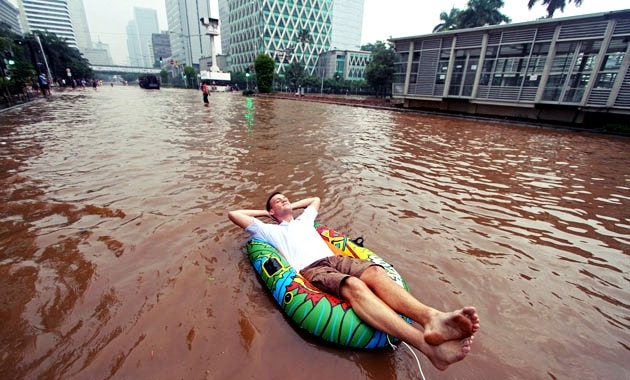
402;342;427;380
386;337;427;380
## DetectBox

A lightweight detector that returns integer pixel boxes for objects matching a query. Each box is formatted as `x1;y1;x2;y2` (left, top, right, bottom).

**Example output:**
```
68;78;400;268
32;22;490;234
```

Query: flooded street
1;86;628;380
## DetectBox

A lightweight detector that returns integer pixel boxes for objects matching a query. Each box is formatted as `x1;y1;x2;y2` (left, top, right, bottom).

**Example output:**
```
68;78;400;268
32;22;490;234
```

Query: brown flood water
0;87;628;380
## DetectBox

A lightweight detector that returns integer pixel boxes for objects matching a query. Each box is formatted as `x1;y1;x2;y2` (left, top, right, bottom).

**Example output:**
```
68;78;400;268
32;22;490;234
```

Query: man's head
266;191;282;211
266;192;292;223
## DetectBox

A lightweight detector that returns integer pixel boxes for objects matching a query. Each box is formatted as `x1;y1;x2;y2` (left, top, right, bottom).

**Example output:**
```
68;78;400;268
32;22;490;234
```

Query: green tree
254;53;275;93
285;61;305;90
360;43;376;52
528;0;583;18
160;69;169;86
458;0;511;28
433;7;462;32
183;65;197;88
435;0;510;31
295;28;313;70
34;31;92;80
364;41;395;97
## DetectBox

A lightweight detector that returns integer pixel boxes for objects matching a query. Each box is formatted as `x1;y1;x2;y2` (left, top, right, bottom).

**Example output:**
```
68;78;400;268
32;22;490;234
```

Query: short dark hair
265;191;282;211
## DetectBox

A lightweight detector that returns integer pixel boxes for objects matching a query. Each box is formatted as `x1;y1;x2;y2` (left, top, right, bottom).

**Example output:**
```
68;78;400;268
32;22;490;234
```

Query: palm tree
457;0;511;29
433;7;462;32
295;28;313;72
528;0;583;18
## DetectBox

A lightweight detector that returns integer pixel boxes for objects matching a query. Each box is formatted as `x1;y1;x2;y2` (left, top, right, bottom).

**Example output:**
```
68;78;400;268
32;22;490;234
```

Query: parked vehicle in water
138;75;160;90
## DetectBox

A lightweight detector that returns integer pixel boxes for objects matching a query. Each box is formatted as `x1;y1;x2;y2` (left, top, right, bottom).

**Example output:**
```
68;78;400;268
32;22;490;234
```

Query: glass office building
218;0;333;74
391;10;630;124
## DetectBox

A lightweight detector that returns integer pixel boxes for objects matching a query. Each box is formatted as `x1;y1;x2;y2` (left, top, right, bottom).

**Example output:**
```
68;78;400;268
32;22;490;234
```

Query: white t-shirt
246;206;333;271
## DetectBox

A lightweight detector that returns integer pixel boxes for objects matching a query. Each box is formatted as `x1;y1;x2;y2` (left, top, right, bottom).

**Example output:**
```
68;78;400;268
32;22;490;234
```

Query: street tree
458;0;511;28
434;0;510;31
285;61;305;90
433;7;462;32
364;41;395;97
34;31;92;81
528;0;584;18
183;65;197;88
295;28;313;69
254;53;275;93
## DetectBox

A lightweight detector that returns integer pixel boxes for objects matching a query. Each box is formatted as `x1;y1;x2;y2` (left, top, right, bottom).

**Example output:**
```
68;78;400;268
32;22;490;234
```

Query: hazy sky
13;0;629;65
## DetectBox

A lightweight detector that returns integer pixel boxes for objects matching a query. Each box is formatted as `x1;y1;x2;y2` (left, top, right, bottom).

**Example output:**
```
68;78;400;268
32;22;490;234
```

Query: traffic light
159;57;163;64
245;67;250;77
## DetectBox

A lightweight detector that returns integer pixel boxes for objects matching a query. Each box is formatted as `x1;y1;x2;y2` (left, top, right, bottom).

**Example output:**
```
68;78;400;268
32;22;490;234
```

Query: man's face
269;193;289;211
268;193;291;221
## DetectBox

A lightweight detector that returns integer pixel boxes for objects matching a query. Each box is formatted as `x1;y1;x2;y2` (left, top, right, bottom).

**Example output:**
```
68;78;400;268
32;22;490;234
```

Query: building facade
165;0;213;70
83;40;113;65
391;10;630;124
0;0;22;34
316;49;370;80
152;32;172;63
218;0;333;74
67;0;91;50
17;0;77;47
330;0;363;51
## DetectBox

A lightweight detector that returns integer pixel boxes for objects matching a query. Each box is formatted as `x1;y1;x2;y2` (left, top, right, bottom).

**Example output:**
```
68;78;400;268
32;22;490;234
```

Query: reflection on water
0;87;628;379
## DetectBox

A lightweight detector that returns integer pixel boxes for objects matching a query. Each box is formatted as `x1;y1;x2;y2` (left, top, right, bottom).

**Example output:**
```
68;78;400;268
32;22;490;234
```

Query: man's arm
291;197;320;211
228;209;268;229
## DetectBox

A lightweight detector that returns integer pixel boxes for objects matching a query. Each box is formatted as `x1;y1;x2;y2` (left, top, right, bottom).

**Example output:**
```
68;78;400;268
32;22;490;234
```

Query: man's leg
357;266;479;345
340;276;473;370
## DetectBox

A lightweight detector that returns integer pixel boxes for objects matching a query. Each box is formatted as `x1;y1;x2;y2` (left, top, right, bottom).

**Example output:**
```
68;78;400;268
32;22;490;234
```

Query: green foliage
528;0;583;18
160;69;169;85
360;43;376;52
434;0;511;32
183;65;197;88
34;31;93;79
365;41;395;97
285;61;305;88
434;7;462;32
458;0;511;28
254;53;275;93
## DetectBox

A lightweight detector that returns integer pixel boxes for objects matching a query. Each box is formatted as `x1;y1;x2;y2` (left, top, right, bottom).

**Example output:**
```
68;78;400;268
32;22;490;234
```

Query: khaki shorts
300;256;379;299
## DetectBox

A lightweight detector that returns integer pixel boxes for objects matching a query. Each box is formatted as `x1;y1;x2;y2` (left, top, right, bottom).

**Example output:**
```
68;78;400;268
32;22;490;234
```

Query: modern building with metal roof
390;9;630;126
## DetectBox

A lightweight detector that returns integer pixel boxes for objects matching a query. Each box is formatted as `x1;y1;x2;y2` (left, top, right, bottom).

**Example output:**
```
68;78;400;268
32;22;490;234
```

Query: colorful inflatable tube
245;224;411;349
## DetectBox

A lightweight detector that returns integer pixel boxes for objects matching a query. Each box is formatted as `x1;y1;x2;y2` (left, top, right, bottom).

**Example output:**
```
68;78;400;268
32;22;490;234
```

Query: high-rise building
17;0;77;48
0;0;22;34
67;0;92;50
82;40;113;66
126;20;142;66
330;0;364;51
127;7;160;68
218;0;364;74
152;32;172;63
165;0;213;69
218;0;333;74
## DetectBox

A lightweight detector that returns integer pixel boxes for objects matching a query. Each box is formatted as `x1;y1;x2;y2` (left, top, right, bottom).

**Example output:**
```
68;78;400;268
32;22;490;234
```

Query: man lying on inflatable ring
228;192;480;370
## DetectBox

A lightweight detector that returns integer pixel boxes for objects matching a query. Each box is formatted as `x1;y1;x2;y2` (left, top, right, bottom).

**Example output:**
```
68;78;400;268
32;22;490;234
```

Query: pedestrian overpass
91;65;160;75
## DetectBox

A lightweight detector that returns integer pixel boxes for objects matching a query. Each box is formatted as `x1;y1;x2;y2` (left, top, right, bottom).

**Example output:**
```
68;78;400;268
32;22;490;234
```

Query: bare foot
424;307;479;346
420;336;473;371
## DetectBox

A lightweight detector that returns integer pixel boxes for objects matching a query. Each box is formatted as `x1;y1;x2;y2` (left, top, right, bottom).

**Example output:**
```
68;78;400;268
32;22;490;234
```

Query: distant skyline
9;0;628;65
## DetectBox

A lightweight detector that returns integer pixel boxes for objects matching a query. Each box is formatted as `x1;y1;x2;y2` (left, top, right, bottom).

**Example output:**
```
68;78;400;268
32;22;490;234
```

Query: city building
316;49;370;81
83;40;113;65
390;9;630;125
126;20;142;66
218;0;336;74
152;32;172;63
17;0;77;47
165;0;213;70
67;0;91;50
330;0;364;51
0;0;22;34
127;7;160;68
